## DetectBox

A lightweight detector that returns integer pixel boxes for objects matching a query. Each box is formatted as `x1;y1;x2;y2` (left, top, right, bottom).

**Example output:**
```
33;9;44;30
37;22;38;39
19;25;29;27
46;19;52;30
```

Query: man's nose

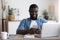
33;12;36;15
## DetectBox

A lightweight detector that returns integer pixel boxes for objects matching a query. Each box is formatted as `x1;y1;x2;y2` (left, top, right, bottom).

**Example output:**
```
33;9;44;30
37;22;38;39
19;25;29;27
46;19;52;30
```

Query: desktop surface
0;34;60;40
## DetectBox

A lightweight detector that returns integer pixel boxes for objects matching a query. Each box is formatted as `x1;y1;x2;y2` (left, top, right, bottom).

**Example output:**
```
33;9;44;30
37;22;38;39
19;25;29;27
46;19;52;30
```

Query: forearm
17;30;29;35
29;28;41;34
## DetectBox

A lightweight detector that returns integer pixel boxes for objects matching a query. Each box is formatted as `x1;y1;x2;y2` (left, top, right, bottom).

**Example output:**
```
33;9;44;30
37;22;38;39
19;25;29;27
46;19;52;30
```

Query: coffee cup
1;32;9;39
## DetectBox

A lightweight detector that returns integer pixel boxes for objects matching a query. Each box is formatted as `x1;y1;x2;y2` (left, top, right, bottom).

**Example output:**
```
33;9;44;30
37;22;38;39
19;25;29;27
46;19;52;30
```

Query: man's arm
17;30;29;35
17;29;41;34
42;18;47;23
16;19;28;34
29;28;41;34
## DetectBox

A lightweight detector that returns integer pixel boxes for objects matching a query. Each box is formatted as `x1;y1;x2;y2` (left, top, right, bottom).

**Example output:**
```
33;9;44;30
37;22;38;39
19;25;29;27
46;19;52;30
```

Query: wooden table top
0;35;60;40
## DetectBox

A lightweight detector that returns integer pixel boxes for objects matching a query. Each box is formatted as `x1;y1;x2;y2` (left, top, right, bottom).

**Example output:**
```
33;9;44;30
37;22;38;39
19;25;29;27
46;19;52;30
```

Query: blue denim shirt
17;18;47;32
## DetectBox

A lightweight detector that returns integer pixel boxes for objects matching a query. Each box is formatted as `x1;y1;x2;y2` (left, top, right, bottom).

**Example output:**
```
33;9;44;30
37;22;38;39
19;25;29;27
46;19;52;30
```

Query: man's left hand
35;29;41;34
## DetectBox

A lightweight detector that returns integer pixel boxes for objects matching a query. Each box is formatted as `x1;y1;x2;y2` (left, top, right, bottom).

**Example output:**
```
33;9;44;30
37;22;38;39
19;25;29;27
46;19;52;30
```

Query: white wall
5;0;59;21
54;0;58;21
58;0;60;22
0;0;2;18
6;0;51;20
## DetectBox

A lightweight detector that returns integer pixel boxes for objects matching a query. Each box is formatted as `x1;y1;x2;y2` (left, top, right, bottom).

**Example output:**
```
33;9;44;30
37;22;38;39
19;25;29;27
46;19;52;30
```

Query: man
16;4;47;35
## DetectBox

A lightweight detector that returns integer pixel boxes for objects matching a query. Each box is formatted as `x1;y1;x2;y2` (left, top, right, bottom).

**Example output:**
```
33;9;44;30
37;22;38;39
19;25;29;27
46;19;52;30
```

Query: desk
0;35;60;40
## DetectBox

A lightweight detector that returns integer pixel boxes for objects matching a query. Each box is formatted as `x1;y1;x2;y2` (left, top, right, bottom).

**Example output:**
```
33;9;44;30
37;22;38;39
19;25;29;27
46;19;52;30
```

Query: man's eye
35;11;37;12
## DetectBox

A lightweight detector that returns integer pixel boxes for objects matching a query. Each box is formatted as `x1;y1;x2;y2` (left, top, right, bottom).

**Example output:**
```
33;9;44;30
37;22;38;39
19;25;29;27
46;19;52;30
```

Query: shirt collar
28;17;39;22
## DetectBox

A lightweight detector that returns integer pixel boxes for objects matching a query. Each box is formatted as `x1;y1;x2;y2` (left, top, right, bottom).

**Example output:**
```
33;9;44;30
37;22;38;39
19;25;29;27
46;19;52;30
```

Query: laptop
41;23;60;38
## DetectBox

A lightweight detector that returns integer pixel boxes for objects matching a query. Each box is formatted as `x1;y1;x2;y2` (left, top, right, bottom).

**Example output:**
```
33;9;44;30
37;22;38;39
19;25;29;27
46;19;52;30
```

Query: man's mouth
33;15;36;17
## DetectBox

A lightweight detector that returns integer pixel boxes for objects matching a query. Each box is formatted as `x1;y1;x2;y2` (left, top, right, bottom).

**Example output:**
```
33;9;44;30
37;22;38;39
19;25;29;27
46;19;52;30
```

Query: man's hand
29;28;41;34
29;28;36;34
35;29;41;34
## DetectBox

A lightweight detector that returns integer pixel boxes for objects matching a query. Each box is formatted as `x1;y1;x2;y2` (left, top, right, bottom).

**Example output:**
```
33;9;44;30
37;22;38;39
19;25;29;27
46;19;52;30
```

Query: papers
24;34;41;38
24;34;35;38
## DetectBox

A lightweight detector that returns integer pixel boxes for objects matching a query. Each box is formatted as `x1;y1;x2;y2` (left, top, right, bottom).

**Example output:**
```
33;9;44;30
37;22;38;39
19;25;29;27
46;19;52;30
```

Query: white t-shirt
30;20;38;29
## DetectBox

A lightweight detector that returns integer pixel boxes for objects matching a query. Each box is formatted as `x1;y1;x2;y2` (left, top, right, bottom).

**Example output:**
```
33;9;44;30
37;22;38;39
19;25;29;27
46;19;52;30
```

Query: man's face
29;8;38;20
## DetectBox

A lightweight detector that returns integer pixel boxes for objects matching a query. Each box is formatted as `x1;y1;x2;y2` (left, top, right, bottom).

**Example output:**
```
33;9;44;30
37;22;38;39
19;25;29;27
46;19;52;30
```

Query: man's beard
30;15;37;20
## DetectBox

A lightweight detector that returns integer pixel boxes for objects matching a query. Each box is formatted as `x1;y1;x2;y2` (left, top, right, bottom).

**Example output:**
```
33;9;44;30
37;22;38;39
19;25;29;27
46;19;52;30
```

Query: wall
0;0;2;18
58;0;60;22
51;0;58;21
6;0;51;20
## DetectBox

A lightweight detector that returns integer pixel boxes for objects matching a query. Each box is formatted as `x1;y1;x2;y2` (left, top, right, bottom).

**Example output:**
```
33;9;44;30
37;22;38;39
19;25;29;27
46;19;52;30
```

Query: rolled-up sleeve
39;18;47;30
42;18;47;23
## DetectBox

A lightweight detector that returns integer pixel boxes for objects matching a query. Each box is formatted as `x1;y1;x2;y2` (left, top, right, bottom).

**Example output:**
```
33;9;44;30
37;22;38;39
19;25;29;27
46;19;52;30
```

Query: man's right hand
29;28;37;34
29;28;41;34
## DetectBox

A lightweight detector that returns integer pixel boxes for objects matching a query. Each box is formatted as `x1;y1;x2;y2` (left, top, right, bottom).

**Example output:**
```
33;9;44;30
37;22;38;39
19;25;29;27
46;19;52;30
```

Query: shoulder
21;18;30;22
37;17;45;20
37;18;47;23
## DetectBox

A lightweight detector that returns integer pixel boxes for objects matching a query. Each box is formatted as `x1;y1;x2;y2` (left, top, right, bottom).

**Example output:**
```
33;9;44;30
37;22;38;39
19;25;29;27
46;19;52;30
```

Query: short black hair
29;4;38;10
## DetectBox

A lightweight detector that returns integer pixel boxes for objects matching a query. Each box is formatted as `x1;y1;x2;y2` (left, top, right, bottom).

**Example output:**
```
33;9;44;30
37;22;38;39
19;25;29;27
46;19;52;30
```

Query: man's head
29;4;38;20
